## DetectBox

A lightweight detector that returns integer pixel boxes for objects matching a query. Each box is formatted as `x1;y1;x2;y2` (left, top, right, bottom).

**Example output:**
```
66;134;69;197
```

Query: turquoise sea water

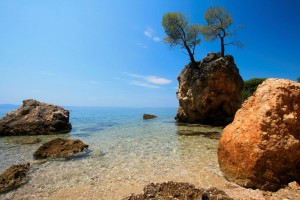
0;107;223;199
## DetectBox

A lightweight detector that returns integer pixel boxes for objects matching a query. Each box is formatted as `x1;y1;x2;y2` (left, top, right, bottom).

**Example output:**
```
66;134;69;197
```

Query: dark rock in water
175;53;243;126
0;163;30;193
33;138;89;159
143;114;157;120
0;99;72;136
122;181;232;200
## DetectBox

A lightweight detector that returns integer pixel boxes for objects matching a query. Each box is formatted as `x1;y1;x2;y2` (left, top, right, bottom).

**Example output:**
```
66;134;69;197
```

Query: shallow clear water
0;107;224;200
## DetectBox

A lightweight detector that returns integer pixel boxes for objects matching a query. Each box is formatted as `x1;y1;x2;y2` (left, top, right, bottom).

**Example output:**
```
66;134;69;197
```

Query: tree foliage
201;6;242;57
297;77;300;83
162;12;201;67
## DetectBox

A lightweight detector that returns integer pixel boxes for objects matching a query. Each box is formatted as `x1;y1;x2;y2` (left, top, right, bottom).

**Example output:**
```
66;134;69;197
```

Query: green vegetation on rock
201;6;243;57
297;77;300;83
242;78;266;101
162;12;202;67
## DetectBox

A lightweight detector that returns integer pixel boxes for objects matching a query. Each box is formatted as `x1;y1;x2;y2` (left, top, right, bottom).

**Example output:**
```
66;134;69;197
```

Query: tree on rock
297;77;300;83
201;6;242;57
162;12;201;67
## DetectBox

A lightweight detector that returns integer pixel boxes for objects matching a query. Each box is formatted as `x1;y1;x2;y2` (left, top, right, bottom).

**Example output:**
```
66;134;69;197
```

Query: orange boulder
218;78;300;191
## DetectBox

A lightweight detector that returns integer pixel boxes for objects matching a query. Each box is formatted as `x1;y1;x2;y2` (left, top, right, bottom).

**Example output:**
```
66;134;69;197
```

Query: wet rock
143;114;157;120
33;138;89;159
175;53;243;126
122;181;232;200
0;99;72;136
218;79;300;191
0;163;30;193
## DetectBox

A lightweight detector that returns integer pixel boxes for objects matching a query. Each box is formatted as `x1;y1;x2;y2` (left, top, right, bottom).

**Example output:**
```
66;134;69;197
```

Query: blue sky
0;0;299;107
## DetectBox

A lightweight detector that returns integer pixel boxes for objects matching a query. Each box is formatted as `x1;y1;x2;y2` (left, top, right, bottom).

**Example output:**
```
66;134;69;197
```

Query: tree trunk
184;42;197;68
221;37;225;57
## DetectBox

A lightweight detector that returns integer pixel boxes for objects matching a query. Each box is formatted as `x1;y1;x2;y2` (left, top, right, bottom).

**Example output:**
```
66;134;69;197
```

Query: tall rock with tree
162;8;243;125
175;53;243;125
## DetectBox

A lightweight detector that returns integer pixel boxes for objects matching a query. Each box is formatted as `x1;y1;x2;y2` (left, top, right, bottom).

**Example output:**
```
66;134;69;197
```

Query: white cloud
123;72;172;89
144;27;161;42
153;37;161;42
144;27;153;38
123;72;144;78
129;81;160;89
145;76;171;84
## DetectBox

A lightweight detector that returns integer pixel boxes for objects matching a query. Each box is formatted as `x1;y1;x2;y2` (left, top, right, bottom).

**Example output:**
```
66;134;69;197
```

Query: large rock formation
0;163;30;193
0;99;72;136
33;138;89;159
175;53;243;126
218;79;300;191
123;181;232;200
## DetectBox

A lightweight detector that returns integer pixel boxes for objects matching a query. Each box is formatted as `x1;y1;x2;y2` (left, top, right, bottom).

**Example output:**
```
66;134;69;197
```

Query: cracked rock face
175;53;243;126
218;79;300;191
0;99;72;136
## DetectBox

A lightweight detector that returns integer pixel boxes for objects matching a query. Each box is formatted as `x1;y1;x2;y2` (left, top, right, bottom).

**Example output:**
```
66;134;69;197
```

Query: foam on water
0;107;224;199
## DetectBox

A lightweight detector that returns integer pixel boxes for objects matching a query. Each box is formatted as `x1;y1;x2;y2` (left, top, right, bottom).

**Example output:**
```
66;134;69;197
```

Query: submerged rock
0;99;72;136
122;181;232;200
143;114;157;120
33;138;89;159
218;79;300;191
175;53;243;126
0;163;30;193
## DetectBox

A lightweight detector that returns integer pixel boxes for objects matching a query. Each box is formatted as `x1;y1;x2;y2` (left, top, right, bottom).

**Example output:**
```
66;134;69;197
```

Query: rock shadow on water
71;133;92;138
176;123;223;140
0;134;69;146
79;127;104;132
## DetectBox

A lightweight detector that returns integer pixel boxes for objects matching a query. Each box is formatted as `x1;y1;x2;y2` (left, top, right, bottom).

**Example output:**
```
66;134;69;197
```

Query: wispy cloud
136;42;148;49
145;76;171;84
129;81;160;89
144;27;153;38
124;72;171;85
144;27;161;42
89;80;100;85
153;36;161;42
123;72;172;89
38;71;56;76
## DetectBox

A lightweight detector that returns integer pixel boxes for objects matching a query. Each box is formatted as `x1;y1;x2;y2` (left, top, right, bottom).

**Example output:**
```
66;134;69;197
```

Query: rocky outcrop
175;53;243;126
143;114;157;120
0;163;30;193
33;138;89;159
0;99;72;136
218;79;300;191
123;181;232;200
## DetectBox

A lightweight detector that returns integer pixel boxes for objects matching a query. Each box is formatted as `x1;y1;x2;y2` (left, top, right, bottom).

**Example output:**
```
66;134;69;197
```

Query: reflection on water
0;107;225;200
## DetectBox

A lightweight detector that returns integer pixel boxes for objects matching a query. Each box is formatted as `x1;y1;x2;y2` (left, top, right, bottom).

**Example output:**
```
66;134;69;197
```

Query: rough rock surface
143;114;157;120
123;182;232;200
33;138;89;159
218;78;300;191
0;163;30;193
0;99;72;136
175;53;243;126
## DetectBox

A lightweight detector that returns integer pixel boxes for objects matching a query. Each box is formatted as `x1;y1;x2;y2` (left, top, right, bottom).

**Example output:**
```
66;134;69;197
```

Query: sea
0;106;224;199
